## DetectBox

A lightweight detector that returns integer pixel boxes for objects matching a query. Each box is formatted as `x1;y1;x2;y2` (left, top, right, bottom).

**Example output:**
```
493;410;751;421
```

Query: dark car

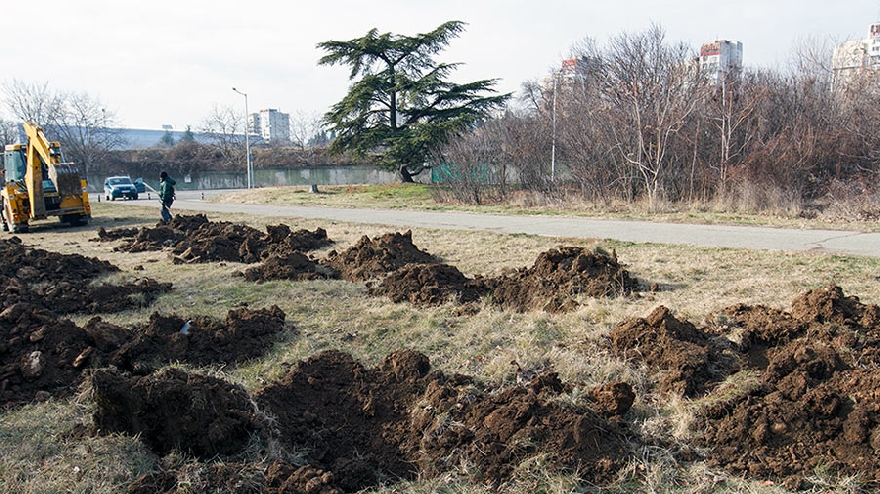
133;177;146;194
103;176;139;200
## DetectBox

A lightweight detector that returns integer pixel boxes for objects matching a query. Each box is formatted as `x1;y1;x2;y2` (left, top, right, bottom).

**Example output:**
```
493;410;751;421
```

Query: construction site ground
2;207;880;493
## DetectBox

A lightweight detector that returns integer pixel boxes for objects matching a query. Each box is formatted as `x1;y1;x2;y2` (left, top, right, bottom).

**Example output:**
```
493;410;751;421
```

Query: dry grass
211;183;880;232
2;197;879;492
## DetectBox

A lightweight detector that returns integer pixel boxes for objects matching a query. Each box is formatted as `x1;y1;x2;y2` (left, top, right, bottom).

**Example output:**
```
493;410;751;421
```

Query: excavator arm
21;121;57;219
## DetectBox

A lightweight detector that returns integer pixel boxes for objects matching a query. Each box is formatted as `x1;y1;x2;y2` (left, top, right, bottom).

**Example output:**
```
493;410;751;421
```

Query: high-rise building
699;40;743;84
249;109;290;143
832;23;880;90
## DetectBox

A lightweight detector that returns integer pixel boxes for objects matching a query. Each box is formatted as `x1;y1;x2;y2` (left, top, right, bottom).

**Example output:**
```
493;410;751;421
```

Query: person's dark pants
161;201;173;223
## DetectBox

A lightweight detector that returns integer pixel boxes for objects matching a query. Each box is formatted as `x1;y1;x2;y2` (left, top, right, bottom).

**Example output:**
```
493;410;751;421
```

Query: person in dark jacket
159;171;176;224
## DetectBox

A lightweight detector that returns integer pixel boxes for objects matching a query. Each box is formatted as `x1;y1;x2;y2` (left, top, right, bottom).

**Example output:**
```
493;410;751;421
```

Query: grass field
2;187;879;493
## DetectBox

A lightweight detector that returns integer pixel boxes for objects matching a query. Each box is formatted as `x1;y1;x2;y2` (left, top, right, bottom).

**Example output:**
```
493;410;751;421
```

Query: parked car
133;177;146;194
103;176;139;200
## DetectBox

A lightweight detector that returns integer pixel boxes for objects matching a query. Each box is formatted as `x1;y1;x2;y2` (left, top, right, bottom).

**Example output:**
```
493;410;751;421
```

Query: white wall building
699;40;743;84
249;109;290;143
832;23;880;90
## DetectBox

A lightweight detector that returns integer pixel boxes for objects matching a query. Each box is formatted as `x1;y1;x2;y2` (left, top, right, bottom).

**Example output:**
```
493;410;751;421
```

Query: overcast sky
2;0;878;130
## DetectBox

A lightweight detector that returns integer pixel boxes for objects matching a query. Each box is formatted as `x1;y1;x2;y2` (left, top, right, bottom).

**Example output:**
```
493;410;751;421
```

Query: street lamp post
232;87;252;189
551;74;557;182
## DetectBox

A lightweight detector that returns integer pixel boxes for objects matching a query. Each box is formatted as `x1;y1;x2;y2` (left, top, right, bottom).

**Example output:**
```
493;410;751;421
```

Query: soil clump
697;285;880;486
0;304;287;407
481;246;640;312
241;251;339;283
100;214;333;264
98;304;288;373
371;262;487;306
609;285;880;487
610;305;735;397
0;236;171;315
320;230;439;281
372;246;639;313
91;349;634;492
90;367;262;458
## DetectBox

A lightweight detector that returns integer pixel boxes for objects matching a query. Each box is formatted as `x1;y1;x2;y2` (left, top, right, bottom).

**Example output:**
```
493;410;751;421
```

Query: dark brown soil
241;251;339;283
0;237;171;315
697;285;880;487
609;285;880;488
101;305;288;373
320;230;439;281
0;304;95;406
372;246;639;313
371;263;487;306
91;349;634;492
482;246;640;312
254;349;633;490
90;367;262;458
100;214;333;264
0;304;288;407
610;305;736;397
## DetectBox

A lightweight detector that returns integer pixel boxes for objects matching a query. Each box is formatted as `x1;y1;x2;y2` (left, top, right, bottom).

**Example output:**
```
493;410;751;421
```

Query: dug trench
87;284;880;492
2;215;880;492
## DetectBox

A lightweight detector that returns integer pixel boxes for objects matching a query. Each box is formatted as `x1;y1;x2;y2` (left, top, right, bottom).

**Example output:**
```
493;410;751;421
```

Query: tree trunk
398;164;415;183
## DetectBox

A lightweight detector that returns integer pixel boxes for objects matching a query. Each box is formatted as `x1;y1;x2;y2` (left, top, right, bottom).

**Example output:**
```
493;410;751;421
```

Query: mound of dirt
93;226;140;242
485;246;640;312
253;349;633;490
610;306;734;397
0;304;287;407
90;367;262;458
0;303;95;406
241;251;340;283
371;246;639;313
372;263;487;307
98;305;288;373
102;214;333;264
320;230;438;282
698;285;880;486
0;237;171;316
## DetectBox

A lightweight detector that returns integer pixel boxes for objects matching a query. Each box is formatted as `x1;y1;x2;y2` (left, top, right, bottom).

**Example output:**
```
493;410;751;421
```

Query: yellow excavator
1;121;91;233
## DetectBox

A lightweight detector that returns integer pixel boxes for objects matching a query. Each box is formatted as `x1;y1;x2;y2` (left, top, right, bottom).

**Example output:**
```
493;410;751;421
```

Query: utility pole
232;87;252;188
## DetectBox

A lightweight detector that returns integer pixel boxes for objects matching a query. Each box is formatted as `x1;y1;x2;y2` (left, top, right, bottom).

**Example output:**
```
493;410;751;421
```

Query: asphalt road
125;189;880;258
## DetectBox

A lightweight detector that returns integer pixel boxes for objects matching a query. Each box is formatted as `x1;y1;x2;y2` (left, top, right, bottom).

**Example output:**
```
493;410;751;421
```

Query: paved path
125;190;880;258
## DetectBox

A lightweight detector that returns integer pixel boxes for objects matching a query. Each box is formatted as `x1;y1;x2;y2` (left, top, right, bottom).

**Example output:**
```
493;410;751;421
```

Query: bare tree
603;25;702;206
199;104;245;170
3;80;123;181
2;80;63;125
539;26;703;205
289;110;323;151
0;117;19;147
705;70;764;198
52;91;124;181
431;117;514;204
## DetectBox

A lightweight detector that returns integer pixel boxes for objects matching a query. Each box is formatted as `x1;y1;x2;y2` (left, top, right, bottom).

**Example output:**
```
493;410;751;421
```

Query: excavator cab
3;144;62;207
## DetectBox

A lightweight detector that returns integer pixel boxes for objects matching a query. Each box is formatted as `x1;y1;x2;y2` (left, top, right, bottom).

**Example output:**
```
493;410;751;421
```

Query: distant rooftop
108;127;262;150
